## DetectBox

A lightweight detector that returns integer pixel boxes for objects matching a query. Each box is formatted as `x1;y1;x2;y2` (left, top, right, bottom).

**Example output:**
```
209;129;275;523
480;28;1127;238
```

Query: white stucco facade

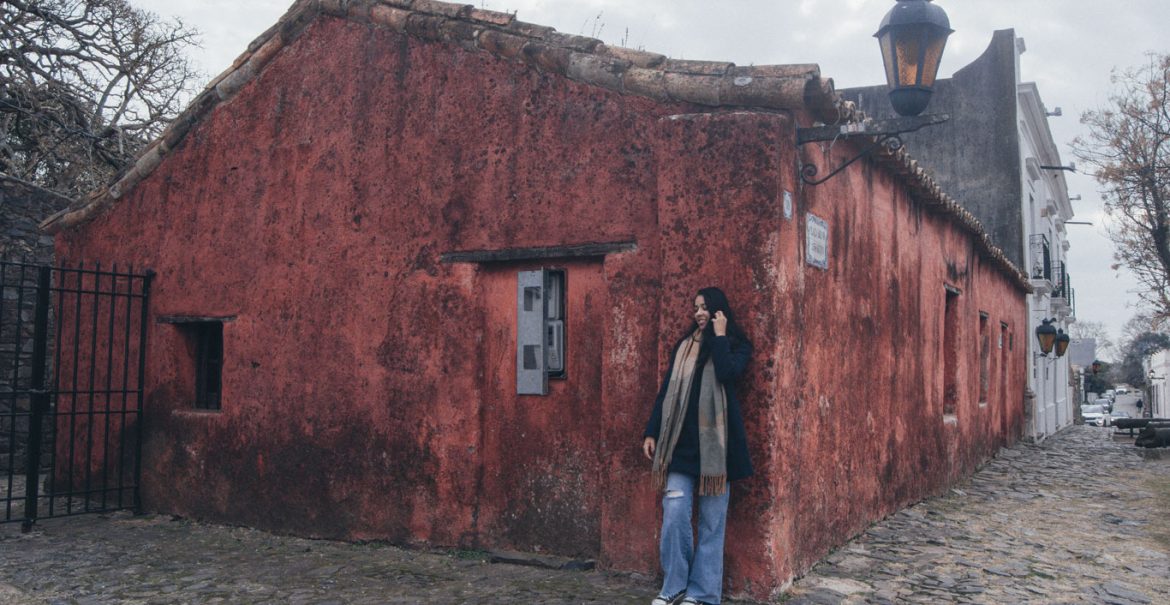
1018;45;1077;440
1145;351;1170;419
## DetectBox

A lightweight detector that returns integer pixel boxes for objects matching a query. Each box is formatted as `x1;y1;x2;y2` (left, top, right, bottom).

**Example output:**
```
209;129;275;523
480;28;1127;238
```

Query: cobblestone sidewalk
1;425;1168;604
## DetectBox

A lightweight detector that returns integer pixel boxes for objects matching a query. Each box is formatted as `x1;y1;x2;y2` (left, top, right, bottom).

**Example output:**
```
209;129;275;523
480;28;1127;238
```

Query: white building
1145;350;1170;418
1020;77;1076;440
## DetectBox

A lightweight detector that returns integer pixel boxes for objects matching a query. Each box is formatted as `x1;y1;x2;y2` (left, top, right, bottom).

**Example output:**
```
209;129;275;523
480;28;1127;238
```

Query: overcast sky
131;0;1167;355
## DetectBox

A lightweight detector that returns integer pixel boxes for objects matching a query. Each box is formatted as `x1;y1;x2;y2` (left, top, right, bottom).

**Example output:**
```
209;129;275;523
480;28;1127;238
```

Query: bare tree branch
0;0;201;197
1073;54;1170;321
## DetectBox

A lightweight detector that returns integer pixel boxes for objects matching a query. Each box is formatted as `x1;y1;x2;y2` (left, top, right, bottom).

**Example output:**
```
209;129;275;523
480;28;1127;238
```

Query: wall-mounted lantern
1054;329;1070;358
875;0;954;117
1035;318;1058;356
797;0;953;185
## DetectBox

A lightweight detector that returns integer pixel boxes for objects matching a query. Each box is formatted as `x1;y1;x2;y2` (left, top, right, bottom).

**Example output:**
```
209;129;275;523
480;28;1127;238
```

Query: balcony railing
1029;234;1052;282
1052;261;1068;298
1052;261;1076;317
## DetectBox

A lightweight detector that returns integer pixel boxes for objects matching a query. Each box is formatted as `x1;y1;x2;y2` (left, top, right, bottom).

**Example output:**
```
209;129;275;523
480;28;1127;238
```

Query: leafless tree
1073;54;1170;321
1120;312;1159;347
1068;319;1116;360
0;0;200;198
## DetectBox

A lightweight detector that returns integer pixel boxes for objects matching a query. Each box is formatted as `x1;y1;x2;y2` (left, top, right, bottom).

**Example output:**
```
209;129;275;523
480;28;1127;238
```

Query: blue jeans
658;472;730;604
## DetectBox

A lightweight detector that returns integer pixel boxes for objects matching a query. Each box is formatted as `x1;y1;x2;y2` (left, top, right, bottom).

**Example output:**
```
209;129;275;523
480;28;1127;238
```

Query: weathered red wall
54;15;1026;599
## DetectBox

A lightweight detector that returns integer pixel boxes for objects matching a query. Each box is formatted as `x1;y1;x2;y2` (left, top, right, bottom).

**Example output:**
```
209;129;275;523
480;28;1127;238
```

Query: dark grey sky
133;0;1167;349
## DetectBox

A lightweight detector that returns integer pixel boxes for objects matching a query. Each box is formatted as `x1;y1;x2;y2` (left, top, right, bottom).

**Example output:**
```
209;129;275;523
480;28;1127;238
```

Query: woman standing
642;287;753;605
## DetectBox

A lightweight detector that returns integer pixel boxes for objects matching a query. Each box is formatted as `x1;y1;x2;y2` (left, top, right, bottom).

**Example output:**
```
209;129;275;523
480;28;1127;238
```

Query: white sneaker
650;592;684;605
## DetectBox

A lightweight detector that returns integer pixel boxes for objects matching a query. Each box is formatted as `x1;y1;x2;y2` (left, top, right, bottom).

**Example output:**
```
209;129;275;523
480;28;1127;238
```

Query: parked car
1081;404;1107;427
1104;389;1116;401
1093;397;1114;413
1106;410;1131;427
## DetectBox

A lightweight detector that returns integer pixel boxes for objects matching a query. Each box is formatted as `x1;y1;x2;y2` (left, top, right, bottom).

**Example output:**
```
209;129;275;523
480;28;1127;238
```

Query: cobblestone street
785;425;1170;604
1;425;1168;604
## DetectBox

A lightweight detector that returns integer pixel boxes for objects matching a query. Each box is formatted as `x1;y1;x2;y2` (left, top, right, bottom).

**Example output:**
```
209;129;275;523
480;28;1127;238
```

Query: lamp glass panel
919;35;947;87
894;34;923;87
1037;332;1056;354
879;33;898;87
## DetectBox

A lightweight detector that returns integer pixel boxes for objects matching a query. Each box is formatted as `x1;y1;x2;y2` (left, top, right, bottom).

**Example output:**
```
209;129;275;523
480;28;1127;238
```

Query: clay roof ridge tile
505;19;556;40
369;3;411;30
598;45;666;69
545;31;604;53
567;52;630;92
408;0;471;19
467;6;516;27
663;58;734;76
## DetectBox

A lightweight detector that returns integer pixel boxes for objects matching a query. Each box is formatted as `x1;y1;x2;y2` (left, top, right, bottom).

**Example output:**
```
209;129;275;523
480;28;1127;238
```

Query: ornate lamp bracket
796;113;949;186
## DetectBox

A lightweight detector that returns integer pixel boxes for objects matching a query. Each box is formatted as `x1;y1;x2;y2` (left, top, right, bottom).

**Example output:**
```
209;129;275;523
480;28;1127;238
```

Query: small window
183;322;223;410
942;287;959;418
979;312;989;403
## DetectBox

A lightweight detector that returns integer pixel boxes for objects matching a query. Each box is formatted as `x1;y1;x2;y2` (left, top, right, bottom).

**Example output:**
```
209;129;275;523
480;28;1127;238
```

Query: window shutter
517;270;548;395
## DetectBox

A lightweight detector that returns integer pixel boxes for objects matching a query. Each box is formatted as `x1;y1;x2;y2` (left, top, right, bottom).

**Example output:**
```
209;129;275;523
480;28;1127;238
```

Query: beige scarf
651;333;729;496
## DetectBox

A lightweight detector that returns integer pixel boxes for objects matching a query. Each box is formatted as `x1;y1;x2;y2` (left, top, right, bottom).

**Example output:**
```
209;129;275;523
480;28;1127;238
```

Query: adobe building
41;0;1029;598
842;30;1076;442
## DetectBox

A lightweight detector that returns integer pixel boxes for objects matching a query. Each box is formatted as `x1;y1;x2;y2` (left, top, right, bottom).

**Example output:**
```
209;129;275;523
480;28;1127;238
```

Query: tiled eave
863;128;1032;292
40;0;1028;291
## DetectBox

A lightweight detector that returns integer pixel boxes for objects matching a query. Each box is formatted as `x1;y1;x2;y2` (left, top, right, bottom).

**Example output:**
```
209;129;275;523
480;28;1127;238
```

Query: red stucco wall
54;15;1026;599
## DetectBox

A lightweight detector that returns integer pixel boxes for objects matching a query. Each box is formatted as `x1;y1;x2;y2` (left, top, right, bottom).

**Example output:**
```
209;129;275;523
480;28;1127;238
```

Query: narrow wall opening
943;287;960;420
979;312;990;405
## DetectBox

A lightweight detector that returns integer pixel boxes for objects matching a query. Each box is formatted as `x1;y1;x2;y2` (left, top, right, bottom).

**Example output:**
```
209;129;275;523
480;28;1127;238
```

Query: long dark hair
678;286;750;363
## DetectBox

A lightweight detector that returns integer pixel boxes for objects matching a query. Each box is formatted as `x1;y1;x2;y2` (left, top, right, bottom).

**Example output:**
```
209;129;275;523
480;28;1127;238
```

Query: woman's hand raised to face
712;311;727;337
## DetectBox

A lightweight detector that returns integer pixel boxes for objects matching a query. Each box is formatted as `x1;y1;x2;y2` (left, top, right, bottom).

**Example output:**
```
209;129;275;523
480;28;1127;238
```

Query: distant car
1093;397;1114;413
1116;387;1129;395
1104;389;1116;400
1081;404;1107;426
1106;410;1131;427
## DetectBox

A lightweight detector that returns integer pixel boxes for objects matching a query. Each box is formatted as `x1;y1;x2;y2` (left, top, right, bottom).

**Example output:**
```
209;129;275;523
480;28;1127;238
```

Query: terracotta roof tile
467;8;514;27
566;53;629;92
545;31;604;53
369;4;411;30
521;41;572;73
476;28;528;60
663;59;734;76
505;20;555;40
622;67;668;100
410;0;471;19
597;45;665;69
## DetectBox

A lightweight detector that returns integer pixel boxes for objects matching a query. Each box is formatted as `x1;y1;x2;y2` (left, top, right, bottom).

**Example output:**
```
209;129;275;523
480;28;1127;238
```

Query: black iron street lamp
1054;330;1070;358
797;0;953;185
1035;318;1058;356
876;0;954;117
1033;319;1069;358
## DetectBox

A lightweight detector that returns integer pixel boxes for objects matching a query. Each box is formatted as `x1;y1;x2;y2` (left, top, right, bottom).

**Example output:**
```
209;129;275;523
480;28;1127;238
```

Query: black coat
643;334;753;482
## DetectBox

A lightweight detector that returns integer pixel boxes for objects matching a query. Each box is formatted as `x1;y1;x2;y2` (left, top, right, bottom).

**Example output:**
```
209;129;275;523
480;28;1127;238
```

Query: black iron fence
1;261;152;530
